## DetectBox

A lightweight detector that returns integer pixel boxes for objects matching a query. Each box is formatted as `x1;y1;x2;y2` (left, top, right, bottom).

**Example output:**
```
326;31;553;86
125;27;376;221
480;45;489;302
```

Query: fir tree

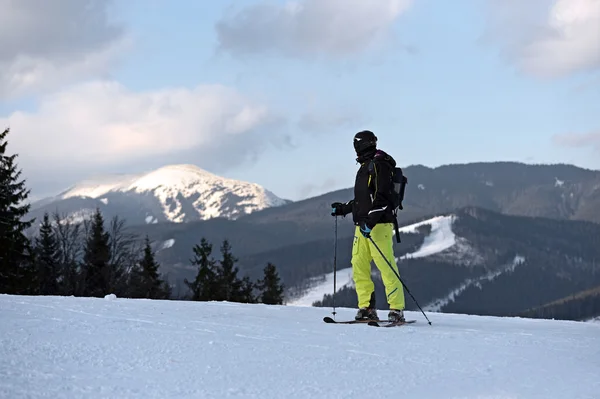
130;236;170;299
184;238;217;301
214;239;243;302
35;212;60;295
82;208;111;297
256;263;285;305
0;128;36;294
238;276;257;303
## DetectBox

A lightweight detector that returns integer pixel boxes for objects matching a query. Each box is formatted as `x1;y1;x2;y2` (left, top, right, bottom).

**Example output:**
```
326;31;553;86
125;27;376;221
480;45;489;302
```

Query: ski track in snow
287;267;354;307
1;295;599;399
160;239;175;250
425;255;526;312
400;215;456;259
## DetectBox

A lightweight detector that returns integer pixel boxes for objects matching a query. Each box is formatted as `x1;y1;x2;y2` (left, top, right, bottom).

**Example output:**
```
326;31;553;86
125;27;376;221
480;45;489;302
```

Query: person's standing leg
351;225;377;320
368;223;405;318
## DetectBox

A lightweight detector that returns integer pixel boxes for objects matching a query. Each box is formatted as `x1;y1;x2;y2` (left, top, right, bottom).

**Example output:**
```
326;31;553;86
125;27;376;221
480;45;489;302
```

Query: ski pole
368;236;432;325
332;216;338;318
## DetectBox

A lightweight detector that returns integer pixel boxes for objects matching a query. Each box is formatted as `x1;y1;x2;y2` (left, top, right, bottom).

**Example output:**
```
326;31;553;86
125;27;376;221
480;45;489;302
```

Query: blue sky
1;0;599;201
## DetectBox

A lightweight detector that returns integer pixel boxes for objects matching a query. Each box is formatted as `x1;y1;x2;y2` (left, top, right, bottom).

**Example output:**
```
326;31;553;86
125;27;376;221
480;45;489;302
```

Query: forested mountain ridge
239;161;600;229
519;284;600;321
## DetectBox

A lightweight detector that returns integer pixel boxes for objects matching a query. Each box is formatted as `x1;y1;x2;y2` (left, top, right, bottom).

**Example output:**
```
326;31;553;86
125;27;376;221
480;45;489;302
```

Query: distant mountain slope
239;162;600;230
307;207;600;319
519;284;600;321
28;164;289;226
130;202;600;320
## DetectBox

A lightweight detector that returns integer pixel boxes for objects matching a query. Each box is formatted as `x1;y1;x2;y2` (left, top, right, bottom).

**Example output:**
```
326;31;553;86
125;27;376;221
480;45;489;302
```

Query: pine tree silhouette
82;208;111;297
130;236;170;299
257;263;285;305
35;212;60;295
214;240;243;302
0;128;36;294
184;238;218;301
238;276;257;303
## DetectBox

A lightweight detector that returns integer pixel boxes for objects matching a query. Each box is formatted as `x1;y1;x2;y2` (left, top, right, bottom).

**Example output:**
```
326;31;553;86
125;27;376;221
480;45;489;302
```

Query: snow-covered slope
425;254;526;312
287;267;354;307
32;164;288;224
397;214;484;266
398;215;457;259
1;294;598;398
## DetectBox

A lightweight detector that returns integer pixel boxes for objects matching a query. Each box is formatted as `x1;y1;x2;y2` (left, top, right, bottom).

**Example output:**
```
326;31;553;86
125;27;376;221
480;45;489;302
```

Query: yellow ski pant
351;223;405;310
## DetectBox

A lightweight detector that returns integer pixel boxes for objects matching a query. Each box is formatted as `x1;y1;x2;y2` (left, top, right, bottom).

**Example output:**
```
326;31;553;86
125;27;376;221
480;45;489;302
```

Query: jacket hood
358;149;396;167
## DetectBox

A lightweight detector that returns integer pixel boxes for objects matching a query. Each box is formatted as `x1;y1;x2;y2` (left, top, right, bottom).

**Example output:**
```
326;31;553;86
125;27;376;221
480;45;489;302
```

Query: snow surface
1;295;599;398
160;239;175;250
399;215;456;259
56;164;287;222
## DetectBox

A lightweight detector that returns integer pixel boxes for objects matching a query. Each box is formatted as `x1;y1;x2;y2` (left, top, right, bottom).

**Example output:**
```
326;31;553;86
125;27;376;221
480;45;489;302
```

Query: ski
367;319;416;328
323;316;382;324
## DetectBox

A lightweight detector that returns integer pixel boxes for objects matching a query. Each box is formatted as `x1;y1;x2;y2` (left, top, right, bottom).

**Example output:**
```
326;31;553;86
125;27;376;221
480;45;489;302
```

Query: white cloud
215;0;413;59
486;0;600;78
2;81;285;171
0;0;129;98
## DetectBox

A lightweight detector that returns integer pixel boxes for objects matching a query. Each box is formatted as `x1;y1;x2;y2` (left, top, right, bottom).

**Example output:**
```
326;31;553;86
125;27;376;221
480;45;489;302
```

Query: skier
331;130;405;323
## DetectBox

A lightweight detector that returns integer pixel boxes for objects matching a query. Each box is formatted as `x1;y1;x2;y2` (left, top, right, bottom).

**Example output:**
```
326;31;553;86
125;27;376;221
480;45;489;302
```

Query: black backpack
368;160;408;243
390;167;408;243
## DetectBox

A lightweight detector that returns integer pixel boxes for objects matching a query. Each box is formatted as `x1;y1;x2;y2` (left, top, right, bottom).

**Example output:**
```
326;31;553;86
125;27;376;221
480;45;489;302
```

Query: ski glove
331;202;345;217
359;223;372;238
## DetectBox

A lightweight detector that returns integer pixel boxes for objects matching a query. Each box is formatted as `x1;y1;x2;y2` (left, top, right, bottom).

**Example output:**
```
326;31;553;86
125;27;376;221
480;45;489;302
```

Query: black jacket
338;149;397;228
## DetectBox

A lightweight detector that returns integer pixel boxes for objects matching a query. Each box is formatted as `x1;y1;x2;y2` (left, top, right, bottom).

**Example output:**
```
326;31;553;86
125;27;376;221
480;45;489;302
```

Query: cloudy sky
1;0;599;202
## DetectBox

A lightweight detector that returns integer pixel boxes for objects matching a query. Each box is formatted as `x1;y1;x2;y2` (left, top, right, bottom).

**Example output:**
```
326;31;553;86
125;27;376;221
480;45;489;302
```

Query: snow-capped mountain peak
40;164;289;224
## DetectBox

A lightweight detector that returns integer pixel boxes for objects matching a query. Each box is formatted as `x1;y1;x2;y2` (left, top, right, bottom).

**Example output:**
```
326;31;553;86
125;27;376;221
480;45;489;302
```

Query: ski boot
355;307;378;321
388;309;405;323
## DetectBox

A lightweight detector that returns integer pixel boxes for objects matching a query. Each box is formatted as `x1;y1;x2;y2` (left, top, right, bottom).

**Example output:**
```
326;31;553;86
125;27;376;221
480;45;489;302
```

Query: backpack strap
368;158;402;244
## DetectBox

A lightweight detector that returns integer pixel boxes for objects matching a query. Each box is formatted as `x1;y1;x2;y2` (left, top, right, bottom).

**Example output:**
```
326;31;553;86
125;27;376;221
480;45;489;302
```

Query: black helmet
353;130;377;155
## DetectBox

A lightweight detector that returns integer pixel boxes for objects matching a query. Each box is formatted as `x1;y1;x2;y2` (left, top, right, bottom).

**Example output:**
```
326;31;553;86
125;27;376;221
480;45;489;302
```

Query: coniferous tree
256;263;285;305
214;239;243;302
130;236;170;299
238;276;257;303
0;128;36;294
82;208;111;297
35;212;60;295
184;238;217;301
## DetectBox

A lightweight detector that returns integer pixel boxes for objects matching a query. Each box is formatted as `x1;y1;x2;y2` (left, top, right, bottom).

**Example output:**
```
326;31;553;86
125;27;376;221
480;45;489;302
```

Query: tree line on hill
0;127;284;305
517;285;600;321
